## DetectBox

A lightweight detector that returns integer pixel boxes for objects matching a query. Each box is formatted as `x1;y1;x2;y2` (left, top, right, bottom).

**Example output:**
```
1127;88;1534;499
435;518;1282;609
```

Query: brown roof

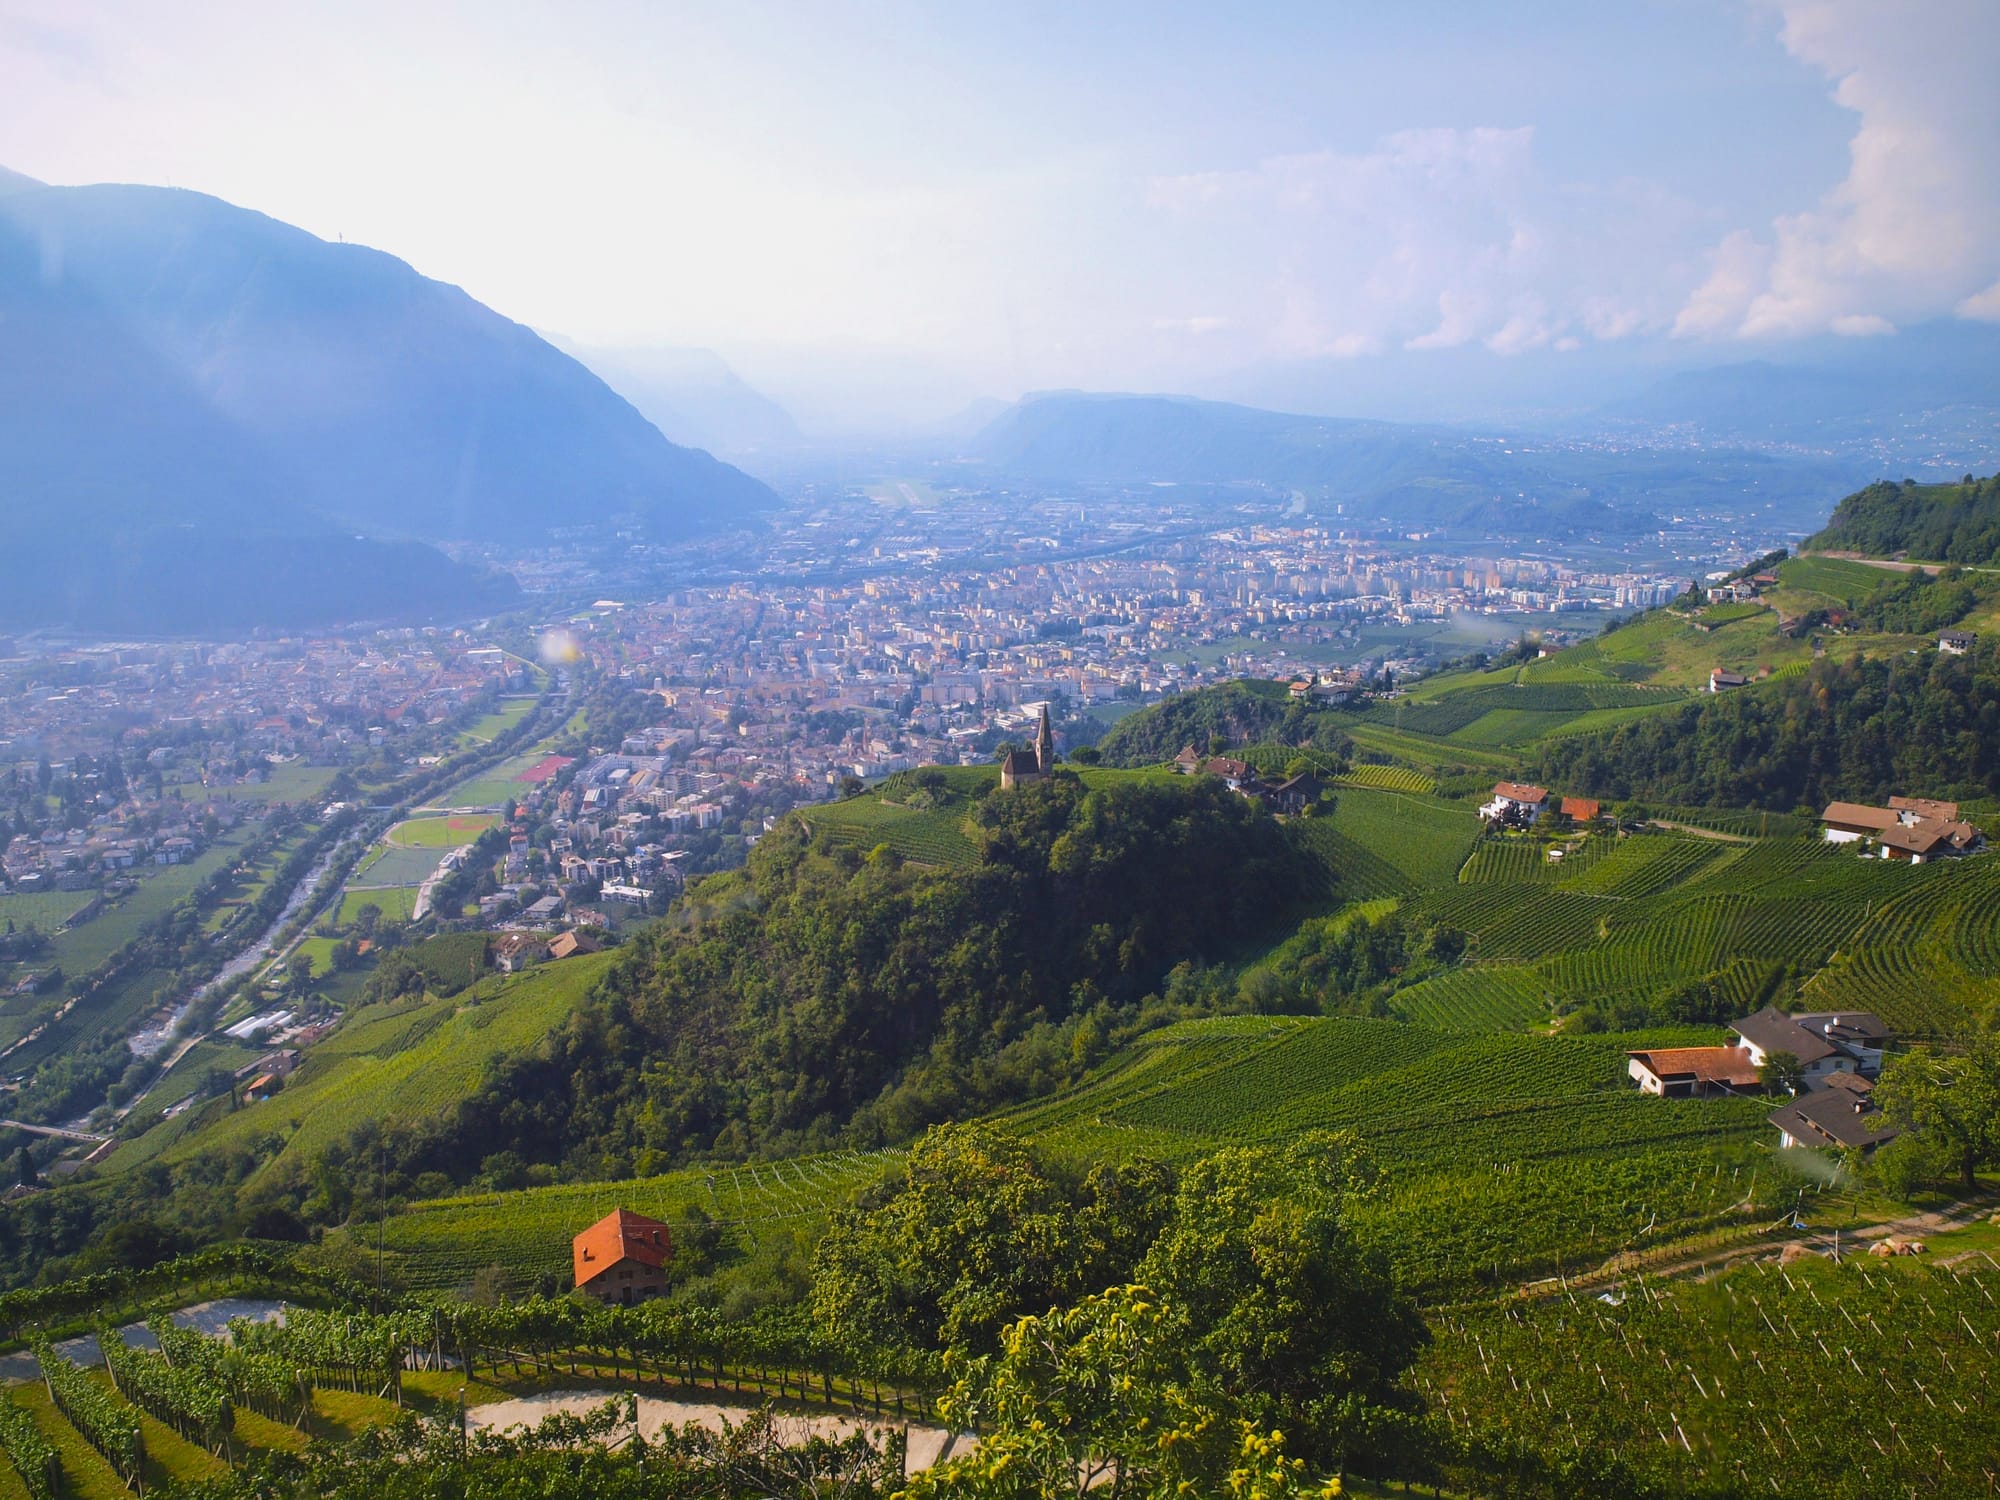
1628;1046;1762;1087
1491;781;1548;804
573;1208;672;1288
1770;1090;1899;1151
1888;796;1959;820
1876;821;1953;854
1731;1005;1838;1065
1560;796;1601;820
1203;757;1254;780
548;930;600;960
1821;801;1902;832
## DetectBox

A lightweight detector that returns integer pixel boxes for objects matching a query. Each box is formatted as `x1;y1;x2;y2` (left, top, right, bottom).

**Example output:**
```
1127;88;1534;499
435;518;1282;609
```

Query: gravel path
468;1390;969;1472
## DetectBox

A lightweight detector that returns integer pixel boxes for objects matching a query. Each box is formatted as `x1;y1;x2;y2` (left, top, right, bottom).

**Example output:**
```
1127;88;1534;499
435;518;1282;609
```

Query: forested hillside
1535;641;2000;809
1096;678;1353;765
432;772;1308;1178
1806;470;2000;563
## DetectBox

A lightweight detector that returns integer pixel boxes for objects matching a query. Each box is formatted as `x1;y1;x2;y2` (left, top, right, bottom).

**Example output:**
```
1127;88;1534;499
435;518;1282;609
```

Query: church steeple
1035;704;1054;773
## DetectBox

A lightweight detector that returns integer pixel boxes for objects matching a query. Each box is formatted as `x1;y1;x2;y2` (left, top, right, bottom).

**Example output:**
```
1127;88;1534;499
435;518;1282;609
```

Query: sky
3;0;1998;429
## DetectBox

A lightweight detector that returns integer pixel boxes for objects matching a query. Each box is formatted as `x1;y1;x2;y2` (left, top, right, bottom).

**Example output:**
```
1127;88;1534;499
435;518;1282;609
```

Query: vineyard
1421;1251;2000;1497
121;951;618;1185
1386;965;1549;1031
797;795;980;868
378;1148;899;1291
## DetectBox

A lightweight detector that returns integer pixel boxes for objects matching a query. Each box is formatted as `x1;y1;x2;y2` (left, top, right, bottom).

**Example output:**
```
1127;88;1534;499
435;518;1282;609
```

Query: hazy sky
4;1;1998;425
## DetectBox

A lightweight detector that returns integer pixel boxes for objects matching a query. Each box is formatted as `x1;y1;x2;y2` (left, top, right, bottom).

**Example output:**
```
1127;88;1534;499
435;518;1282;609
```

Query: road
0;1118;109;1144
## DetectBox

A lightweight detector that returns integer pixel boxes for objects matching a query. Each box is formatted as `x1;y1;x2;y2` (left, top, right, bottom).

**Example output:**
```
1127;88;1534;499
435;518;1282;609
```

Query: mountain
0;199;517;633
969;391;1863;535
1593;321;2000;471
1805;471;2000;564
557;341;801;456
0;174;778;631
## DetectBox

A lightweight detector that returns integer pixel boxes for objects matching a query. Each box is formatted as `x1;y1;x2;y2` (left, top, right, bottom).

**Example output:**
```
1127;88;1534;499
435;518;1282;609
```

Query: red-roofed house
1560;796;1602;823
573;1208;674;1305
1626;1047;1763;1098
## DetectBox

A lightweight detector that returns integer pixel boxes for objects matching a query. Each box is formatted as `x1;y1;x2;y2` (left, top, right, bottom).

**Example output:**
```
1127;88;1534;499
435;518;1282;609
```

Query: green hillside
108;951;618;1182
1806;470;2000;563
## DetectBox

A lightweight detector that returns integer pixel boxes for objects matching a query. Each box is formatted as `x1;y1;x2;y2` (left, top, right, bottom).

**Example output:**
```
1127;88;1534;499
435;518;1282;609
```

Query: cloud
1144;128;1704;365
1675;0;2000;339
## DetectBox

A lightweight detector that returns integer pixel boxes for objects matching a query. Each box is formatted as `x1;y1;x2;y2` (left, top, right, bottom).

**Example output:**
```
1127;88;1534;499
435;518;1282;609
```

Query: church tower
1035;704;1054;773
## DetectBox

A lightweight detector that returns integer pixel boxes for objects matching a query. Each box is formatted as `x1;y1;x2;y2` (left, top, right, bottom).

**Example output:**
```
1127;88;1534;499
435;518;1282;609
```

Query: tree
905;1284;1341;1500
1876;1038;2000;1190
812;1124;1082;1357
1758;1049;1806;1096
1135;1133;1423;1471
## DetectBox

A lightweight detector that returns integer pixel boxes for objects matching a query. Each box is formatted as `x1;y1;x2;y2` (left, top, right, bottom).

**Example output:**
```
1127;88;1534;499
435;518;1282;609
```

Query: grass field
0;890;95;932
389;814;499;849
455;698;537;748
346;846;442;888
337;887;419;925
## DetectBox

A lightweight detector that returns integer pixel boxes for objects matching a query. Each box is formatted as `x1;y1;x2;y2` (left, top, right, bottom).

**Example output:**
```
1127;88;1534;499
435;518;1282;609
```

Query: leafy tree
1758;1049;1806;1096
907;1284;1341;1500
1875;1037;2000;1190
1136;1133;1423;1471
812;1124;1086;1357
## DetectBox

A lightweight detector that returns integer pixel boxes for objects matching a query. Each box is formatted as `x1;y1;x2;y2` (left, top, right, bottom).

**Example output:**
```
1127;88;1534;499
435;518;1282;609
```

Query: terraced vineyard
112;953;617;1179
378;1148;898;1290
798;796;980;867
1800;853;2000;1035
1331;763;1435;794
1423;1252;2000;1496
1386;965;1549;1031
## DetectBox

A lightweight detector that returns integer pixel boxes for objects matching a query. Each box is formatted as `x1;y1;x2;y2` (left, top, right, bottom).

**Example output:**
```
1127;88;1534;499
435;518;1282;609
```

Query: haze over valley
2;6;2000;1497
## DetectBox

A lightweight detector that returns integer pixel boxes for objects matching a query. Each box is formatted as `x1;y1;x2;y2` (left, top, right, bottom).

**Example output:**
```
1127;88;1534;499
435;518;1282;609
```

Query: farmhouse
1200;756;1258;792
1626;1046;1762;1097
1820;798;1982;863
1938;630;1975;655
1263;770;1324;815
1707;668;1747;693
573;1208;673;1305
1729;1006;1887;1085
1769;1073;1900;1154
1478;782;1548;824
491;932;541;973
1559;796;1602;823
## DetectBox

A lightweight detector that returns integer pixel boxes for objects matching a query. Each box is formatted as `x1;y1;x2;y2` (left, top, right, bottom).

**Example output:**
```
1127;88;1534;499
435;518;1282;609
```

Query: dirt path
1647;819;1753;843
1526;1193;2000;1299
468;1390;968;1473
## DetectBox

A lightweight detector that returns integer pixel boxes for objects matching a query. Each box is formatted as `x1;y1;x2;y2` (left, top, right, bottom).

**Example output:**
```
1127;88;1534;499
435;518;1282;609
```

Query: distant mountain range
1591;321;2000;465
556;341;801;457
0;168;778;634
966;391;1869;537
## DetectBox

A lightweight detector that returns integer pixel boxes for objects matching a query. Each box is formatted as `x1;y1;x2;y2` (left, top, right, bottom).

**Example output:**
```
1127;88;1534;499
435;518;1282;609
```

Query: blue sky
3;1;1996;426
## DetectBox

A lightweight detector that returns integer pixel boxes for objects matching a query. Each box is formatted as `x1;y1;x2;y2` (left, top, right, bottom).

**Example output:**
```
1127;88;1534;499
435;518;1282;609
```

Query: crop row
1360;1137;1775;1294
1415;887;1614;960
1461;835;1615;887
104;1327;234;1454
35;1342;144;1487
380;1149;898;1290
1561;835;1730;899
1331;763;1436;795
0;1391;60;1500
1386;966;1549;1032
1420;1255;2000;1497
152;1317;309;1426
